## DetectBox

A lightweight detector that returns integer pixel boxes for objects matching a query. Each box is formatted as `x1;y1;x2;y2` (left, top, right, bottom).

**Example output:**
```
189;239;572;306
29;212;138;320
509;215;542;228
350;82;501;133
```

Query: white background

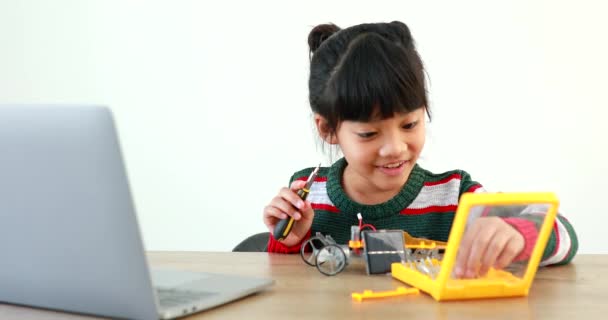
1;0;606;253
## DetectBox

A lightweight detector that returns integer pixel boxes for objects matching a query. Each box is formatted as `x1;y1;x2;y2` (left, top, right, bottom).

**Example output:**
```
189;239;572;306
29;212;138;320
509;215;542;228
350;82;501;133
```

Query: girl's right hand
263;180;315;247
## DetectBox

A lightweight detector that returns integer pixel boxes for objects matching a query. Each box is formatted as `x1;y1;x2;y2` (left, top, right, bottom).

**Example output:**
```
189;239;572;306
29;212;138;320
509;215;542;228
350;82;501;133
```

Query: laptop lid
0;105;159;319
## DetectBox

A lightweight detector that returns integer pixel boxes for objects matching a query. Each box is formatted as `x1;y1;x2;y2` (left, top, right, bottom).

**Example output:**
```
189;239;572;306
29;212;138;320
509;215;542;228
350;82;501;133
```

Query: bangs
323;33;426;124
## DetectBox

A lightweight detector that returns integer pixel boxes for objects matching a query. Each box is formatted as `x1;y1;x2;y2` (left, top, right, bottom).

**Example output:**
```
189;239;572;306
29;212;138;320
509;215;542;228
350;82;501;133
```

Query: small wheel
301;236;328;266
315;244;347;276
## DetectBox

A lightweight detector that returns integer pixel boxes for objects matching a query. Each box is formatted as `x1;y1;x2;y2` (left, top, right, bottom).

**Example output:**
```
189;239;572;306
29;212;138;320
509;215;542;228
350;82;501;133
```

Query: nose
378;131;406;158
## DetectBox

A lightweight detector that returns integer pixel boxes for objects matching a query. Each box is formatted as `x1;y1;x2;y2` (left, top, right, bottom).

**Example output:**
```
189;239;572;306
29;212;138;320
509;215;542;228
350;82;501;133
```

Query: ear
314;114;338;144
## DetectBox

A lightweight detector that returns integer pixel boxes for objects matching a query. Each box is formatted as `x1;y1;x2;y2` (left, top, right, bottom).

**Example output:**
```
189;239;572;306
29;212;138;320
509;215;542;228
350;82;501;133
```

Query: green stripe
422;168;463;182
540;215;579;264
555;215;578;265
543;230;557;261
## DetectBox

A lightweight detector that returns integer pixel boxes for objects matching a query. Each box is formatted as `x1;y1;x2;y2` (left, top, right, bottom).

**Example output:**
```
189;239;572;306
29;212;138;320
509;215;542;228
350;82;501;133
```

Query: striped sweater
267;158;578;266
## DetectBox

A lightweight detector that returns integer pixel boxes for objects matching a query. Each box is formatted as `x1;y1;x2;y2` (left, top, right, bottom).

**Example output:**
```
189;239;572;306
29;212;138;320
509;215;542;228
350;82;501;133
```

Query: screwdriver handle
273;188;308;241
273;216;295;241
273;164;319;241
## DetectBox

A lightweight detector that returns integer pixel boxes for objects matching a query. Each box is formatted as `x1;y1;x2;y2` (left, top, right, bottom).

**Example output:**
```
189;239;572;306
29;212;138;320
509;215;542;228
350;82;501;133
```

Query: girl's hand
263;180;315;247
454;217;525;278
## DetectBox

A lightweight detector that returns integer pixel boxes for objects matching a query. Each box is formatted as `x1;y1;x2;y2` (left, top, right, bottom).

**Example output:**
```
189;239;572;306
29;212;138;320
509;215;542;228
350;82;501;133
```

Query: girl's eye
357;132;377;138
403;121;418;130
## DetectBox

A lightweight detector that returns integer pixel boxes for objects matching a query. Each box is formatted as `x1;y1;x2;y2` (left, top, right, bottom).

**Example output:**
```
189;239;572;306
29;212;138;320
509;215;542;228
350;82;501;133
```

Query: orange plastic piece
403;232;447;250
351;286;420;302
348;240;364;249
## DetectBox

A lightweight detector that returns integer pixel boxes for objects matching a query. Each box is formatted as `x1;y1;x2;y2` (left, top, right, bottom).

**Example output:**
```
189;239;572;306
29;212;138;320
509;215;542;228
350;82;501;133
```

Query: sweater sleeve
539;214;578;266
458;170;484;195
497;206;578;266
457;171;578;265
477;202;577;265
267;229;312;254
502;217;538;262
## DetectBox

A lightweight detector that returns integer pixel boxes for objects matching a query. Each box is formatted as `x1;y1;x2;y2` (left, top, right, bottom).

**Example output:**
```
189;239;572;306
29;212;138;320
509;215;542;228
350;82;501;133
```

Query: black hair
308;21;429;134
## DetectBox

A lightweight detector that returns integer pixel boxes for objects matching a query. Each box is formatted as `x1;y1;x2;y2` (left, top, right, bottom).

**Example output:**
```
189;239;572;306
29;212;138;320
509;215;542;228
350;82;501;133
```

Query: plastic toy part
316;244;348;276
362;230;407;274
301;234;335;266
351;286;420;302
403;232;447;250
391;192;560;301
301;233;351;276
301;228;448;276
348;240;363;249
300;216;449;276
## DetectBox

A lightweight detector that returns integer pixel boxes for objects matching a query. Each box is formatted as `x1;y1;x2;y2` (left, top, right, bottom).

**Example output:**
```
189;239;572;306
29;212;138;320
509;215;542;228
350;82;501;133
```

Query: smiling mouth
379;161;406;169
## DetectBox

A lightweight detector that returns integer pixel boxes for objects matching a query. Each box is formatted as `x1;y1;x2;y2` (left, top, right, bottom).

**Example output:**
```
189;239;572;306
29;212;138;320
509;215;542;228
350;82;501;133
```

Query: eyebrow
363;111;418;124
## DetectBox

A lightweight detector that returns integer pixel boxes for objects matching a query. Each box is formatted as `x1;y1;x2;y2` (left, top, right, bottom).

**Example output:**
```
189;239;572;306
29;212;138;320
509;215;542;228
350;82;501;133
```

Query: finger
464;226;496;278
278;187;307;214
263;205;288;223
290;199;310;217
455;222;482;278
271;196;302;220
494;236;523;270
263;206;288;234
479;232;509;276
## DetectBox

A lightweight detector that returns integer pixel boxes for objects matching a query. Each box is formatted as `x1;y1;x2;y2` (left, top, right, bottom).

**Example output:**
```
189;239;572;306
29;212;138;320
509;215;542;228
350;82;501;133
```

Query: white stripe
473;186;486;193
409;179;461;209
539;217;571;266
520;204;550;214
306;181;335;206
464;187;487;226
306;179;484;211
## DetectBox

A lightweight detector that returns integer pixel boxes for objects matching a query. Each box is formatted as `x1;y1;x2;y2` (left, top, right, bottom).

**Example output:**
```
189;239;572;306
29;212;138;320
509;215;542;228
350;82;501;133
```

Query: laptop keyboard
156;288;216;309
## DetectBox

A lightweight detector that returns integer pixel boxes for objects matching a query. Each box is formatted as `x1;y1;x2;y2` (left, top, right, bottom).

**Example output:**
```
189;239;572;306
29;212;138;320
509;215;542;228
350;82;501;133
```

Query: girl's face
323;108;426;203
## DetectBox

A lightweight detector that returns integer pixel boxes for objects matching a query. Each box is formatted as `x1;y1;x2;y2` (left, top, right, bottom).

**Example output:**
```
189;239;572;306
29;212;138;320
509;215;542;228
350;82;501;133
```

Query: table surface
0;253;605;320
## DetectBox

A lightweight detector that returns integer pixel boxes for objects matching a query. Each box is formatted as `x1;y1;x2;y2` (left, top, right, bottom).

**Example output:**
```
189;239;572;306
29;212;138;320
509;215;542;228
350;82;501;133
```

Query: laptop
0;105;274;319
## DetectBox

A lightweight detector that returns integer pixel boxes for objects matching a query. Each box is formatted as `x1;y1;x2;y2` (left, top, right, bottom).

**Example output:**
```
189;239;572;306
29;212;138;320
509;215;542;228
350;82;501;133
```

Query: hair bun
308;23;341;54
389;21;413;47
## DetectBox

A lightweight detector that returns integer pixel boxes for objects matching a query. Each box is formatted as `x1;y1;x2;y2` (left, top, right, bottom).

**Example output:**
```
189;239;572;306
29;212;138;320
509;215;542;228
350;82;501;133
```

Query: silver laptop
0;105;273;319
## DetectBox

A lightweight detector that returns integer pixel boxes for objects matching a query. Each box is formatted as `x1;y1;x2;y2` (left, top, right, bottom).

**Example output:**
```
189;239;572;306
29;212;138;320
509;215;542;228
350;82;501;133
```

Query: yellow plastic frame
391;192;559;301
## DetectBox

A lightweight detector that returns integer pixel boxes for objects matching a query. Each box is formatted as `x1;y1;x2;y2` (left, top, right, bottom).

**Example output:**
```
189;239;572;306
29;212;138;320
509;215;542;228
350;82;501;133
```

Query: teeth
384;162;402;168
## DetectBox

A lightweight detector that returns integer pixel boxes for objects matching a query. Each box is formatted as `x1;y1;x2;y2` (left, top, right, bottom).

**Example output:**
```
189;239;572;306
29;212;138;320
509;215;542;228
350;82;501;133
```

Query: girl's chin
373;174;409;191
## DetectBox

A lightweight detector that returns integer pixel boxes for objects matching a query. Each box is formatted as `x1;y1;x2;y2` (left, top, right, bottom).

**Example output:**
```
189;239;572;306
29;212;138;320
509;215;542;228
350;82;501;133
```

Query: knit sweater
267;158;578;266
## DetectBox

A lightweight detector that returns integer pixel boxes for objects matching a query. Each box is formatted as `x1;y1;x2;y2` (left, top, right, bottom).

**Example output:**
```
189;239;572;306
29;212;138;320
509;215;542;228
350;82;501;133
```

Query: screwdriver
273;164;321;241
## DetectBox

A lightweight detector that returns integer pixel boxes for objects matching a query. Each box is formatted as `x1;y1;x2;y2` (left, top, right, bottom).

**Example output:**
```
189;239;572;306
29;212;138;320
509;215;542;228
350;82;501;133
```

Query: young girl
262;21;577;278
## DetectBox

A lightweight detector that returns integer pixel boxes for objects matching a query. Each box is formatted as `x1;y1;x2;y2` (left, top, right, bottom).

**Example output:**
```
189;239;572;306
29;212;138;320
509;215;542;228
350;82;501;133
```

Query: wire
360;224;377;231
357;213;377;231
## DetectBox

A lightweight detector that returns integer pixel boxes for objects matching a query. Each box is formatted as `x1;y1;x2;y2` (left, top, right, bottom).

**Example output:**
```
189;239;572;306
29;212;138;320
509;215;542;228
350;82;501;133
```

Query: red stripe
296;176;327;182
311;203;340;213
400;205;457;215
481;206;492;217
424;174;461;186
550;222;560;257
468;184;483;192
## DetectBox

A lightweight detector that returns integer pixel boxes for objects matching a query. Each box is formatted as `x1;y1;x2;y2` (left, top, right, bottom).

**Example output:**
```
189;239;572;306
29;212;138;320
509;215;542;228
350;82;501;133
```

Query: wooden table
1;253;605;319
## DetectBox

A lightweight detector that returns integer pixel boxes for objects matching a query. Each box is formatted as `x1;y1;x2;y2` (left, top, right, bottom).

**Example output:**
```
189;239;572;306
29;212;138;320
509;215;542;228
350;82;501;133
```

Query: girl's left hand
454;217;525;278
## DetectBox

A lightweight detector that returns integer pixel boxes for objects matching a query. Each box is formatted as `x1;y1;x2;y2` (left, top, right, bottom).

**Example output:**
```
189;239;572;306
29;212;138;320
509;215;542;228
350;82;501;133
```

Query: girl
262;21;577;278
